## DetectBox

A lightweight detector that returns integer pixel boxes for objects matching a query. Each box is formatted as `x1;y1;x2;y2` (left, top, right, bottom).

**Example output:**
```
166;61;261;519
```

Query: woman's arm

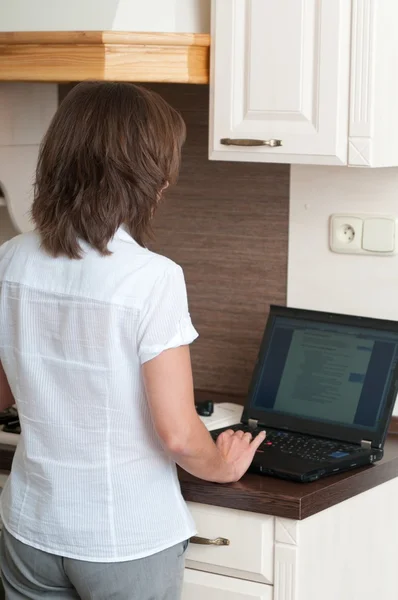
142;346;265;484
0;361;15;411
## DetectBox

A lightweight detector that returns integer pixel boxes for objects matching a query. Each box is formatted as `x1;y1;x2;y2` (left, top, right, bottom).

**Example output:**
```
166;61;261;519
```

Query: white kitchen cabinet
347;0;398;167
210;0;351;166
210;0;398;167
184;477;398;600
183;570;273;600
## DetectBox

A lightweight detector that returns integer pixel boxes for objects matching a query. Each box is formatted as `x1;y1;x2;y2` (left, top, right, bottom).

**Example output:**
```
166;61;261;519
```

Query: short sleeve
137;265;198;364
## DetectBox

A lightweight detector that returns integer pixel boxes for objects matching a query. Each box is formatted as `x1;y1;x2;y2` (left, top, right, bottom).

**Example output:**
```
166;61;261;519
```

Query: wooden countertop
179;434;398;520
1;436;398;520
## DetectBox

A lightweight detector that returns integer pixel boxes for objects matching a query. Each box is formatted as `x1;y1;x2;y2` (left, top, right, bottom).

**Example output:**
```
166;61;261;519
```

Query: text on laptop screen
251;317;398;431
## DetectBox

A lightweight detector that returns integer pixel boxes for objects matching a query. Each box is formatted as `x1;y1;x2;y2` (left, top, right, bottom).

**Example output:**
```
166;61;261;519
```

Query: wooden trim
0;32;210;46
0;31;210;83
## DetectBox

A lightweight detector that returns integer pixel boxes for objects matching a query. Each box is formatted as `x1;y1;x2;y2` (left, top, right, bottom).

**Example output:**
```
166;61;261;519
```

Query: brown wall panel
147;84;289;397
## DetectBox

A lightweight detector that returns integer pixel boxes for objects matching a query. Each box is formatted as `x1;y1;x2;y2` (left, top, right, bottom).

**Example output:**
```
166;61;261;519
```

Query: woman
0;81;265;600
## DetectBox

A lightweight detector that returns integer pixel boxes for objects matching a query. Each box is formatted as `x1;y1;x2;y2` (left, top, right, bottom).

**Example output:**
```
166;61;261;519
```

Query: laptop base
211;423;383;483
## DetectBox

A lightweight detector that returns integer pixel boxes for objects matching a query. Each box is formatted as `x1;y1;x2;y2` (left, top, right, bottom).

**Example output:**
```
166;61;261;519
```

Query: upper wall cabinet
210;0;398;167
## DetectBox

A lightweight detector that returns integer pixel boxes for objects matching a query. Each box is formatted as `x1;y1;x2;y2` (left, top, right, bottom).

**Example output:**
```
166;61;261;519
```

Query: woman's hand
216;429;266;483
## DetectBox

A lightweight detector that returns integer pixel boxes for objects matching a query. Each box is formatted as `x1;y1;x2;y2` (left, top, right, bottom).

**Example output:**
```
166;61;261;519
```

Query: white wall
175;0;210;33
0;207;18;245
289;165;398;415
0;83;58;234
0;0;211;33
0;0;118;32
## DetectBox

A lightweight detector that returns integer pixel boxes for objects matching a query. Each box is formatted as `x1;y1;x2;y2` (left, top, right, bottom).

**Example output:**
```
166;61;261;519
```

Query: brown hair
31;81;186;259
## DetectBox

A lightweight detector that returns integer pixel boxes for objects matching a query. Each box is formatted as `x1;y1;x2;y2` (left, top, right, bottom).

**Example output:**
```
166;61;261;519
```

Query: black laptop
211;305;398;482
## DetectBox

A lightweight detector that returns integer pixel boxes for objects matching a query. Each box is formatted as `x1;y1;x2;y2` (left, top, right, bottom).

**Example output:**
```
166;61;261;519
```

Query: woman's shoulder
143;249;183;278
0;232;39;261
98;246;186;308
110;229;183;280
133;251;186;298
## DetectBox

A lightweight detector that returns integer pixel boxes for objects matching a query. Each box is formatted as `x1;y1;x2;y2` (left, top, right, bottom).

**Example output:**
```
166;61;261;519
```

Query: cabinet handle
190;536;230;546
220;138;283;147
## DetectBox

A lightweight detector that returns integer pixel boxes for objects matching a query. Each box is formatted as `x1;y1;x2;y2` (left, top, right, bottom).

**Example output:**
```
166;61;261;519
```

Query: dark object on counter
3;419;20;434
0;407;18;425
211;305;398;483
195;401;214;417
0;407;20;434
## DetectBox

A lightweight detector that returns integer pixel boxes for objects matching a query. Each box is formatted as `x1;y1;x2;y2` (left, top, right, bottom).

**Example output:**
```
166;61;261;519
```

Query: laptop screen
250;315;398;433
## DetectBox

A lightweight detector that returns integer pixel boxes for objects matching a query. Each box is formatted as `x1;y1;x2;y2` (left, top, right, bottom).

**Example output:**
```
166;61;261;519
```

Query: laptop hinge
248;418;259;430
361;439;372;449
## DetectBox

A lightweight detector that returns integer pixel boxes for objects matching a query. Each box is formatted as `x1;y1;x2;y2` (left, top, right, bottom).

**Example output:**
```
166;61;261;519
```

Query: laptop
211;305;398;482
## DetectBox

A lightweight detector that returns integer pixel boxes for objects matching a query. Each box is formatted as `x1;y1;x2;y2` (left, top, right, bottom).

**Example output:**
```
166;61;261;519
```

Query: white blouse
0;227;198;561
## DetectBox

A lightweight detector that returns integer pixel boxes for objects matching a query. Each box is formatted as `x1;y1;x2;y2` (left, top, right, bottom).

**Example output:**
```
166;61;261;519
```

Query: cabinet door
348;0;398;167
210;0;351;165
183;570;273;600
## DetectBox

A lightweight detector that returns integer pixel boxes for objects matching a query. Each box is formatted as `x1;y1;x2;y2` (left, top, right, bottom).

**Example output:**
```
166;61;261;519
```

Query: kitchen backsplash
144;84;289;397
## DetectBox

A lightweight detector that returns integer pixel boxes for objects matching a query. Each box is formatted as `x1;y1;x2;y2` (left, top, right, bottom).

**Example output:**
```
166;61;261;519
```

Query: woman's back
0;81;263;598
0;228;196;560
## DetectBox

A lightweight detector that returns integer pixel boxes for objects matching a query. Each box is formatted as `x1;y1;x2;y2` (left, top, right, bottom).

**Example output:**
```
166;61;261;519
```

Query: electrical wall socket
330;215;363;253
330;214;398;256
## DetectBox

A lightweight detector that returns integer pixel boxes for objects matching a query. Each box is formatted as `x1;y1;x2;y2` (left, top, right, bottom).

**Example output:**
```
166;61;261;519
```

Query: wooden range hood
0;31;210;83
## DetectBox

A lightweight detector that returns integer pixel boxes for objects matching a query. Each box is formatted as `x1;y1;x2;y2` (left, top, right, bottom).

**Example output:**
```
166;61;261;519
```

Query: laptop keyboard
214;425;364;463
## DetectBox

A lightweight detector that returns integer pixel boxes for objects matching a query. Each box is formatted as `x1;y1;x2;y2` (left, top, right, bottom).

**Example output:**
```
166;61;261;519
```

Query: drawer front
186;502;274;584
183;569;273;600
